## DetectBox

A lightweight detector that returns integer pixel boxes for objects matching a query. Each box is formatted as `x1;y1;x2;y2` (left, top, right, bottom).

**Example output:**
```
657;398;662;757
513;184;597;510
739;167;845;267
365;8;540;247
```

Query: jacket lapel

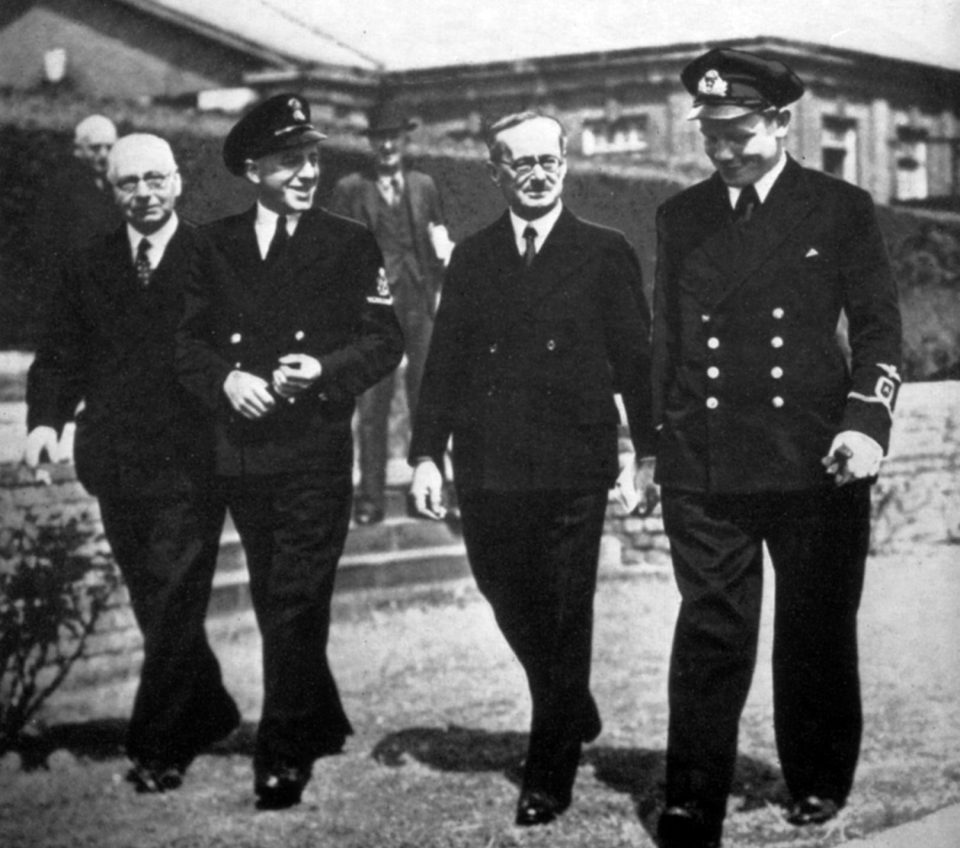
722;158;818;297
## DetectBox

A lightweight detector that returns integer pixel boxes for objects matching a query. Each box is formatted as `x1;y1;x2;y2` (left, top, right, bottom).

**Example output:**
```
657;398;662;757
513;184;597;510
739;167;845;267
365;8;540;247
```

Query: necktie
266;215;289;263
522;226;538;268
135;238;151;287
390;175;403;207
733;184;760;224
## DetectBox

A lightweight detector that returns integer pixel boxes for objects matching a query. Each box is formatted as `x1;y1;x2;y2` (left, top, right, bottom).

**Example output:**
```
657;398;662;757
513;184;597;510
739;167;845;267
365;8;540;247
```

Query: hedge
1;92;958;379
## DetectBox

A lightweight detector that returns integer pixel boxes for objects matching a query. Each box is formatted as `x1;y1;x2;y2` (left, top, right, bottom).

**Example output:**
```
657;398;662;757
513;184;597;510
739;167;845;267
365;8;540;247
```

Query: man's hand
410;459;447;520
272;353;322;399
223;370;277;420
616;453;659;516
24;426;60;468
822;431;883;486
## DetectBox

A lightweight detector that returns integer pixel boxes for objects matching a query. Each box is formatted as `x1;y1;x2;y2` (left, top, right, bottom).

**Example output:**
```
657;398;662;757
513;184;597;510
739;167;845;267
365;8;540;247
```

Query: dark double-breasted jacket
652;157;902;494
176;206;404;477
410;207;655;492
27;221;217;497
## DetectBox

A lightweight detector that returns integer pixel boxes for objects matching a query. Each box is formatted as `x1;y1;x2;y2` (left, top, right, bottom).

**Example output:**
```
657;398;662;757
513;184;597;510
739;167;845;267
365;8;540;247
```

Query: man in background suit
25;133;239;793
29;115;123;302
330;99;452;525
176;94;404;810
652;49;902;848
410;111;655;827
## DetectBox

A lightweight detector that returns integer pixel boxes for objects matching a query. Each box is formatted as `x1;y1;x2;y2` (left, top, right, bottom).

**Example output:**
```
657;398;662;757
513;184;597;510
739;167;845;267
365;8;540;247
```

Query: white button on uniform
706;397;719;409
771;366;784;379
230;333;242;344
771;336;784;348
707;366;720;379
701;314;711;323
489;343;498;354
294;330;305;341
772;307;785;319
546;339;556;351
707;337;720;349
772;396;784;408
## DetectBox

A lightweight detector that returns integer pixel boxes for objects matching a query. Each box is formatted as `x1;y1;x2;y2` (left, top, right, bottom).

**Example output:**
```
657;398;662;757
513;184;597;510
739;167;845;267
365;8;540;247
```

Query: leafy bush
0;509;120;753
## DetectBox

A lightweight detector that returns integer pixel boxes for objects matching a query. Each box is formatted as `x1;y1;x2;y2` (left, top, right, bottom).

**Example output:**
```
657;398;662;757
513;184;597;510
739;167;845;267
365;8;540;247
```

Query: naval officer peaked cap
223;93;327;175
682;47;805;120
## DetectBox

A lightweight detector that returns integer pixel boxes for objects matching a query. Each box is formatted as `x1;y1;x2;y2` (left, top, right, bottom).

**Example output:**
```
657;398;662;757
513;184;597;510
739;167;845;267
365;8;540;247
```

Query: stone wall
1;382;958;691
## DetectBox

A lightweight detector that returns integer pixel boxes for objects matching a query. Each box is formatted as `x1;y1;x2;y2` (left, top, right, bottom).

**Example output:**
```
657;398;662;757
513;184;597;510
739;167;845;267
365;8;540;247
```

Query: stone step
211;487;468;617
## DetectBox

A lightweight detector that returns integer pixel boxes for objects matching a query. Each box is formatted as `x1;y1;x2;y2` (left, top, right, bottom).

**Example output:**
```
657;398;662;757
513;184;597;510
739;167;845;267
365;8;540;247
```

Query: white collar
728;153;788;207
255;202;301;232
254;202;301;258
509;201;563;255
127;213;178;265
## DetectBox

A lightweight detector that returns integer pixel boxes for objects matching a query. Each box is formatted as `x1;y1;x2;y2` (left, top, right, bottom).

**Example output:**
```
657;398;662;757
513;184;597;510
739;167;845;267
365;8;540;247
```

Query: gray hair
106;133;177;183
485;111;568;162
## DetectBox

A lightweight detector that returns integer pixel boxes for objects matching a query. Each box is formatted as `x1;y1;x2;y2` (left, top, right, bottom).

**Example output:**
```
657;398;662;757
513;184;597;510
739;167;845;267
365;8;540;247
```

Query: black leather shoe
515;789;560;827
126;759;185;793
657;805;722;848
255;760;311;810
354;497;384;526
785;795;840;826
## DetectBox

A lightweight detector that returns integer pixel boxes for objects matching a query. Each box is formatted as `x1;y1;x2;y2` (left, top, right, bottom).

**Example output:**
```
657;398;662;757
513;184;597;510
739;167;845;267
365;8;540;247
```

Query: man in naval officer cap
649;48;902;848
176;93;403;810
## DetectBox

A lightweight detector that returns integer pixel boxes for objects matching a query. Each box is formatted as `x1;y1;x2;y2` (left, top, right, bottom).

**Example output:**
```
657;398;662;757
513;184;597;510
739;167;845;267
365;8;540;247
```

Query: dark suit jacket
409;207;655;492
176;206;404;477
330;168;445;309
652;157;902;494
26;221;217;497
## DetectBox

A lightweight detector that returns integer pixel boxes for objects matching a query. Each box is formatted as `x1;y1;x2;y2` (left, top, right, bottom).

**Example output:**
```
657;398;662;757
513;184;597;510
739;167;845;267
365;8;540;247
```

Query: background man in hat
651;48;902;848
25;133;239;794
330;98;453;525
176;94;403;810
409;111;655;827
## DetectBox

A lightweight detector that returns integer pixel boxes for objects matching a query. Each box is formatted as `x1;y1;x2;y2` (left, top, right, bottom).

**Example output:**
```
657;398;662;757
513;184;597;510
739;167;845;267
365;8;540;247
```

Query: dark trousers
98;488;238;765
223;471;354;771
661;482;872;823
459;488;608;801
357;280;434;507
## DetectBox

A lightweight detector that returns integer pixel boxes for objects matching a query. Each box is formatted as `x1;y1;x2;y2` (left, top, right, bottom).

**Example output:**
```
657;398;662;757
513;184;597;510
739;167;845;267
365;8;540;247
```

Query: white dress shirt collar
254;202;301;259
509;201;564;258
127;212;179;268
728;152;788;208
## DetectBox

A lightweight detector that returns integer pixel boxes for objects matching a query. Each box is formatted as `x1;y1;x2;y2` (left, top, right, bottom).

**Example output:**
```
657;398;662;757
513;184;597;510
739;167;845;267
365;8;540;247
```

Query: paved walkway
859;804;960;847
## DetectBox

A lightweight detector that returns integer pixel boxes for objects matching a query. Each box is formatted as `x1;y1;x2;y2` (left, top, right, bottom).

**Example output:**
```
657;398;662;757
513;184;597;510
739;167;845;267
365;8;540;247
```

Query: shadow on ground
371;724;787;834
14;718;261;768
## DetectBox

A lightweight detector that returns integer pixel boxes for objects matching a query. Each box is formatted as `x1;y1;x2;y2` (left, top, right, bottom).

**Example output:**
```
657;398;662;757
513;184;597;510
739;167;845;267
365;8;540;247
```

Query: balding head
107;134;181;235
73;115;117;177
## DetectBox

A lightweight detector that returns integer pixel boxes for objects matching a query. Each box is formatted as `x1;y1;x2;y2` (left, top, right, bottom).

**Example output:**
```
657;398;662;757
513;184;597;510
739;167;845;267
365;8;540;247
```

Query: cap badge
698;69;729;98
288;98;306;122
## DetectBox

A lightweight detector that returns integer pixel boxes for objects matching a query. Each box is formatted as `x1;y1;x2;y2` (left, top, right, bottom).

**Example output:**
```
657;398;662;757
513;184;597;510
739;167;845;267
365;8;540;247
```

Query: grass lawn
1;542;959;847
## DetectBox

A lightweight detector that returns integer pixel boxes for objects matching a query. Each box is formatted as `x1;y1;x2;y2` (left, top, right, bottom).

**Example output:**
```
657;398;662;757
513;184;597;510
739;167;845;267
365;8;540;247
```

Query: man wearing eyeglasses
409;111;655;827
24;133;239;794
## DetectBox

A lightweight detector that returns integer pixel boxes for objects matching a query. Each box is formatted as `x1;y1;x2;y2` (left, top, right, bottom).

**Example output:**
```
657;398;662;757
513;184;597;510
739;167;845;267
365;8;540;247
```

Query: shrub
0;508;120;753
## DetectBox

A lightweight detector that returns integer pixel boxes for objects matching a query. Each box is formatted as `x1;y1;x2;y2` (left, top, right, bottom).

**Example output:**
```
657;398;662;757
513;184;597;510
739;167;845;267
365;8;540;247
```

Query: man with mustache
410;111;655;827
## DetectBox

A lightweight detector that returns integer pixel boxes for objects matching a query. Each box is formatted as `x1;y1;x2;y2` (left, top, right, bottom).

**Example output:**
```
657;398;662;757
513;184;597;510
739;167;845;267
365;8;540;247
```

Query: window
894;126;929;201
821;116;859;183
582;115;649;156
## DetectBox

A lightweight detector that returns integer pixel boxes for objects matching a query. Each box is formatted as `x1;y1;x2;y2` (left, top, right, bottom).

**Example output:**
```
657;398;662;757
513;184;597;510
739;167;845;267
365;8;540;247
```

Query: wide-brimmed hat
222;93;326;175
681;48;805;121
